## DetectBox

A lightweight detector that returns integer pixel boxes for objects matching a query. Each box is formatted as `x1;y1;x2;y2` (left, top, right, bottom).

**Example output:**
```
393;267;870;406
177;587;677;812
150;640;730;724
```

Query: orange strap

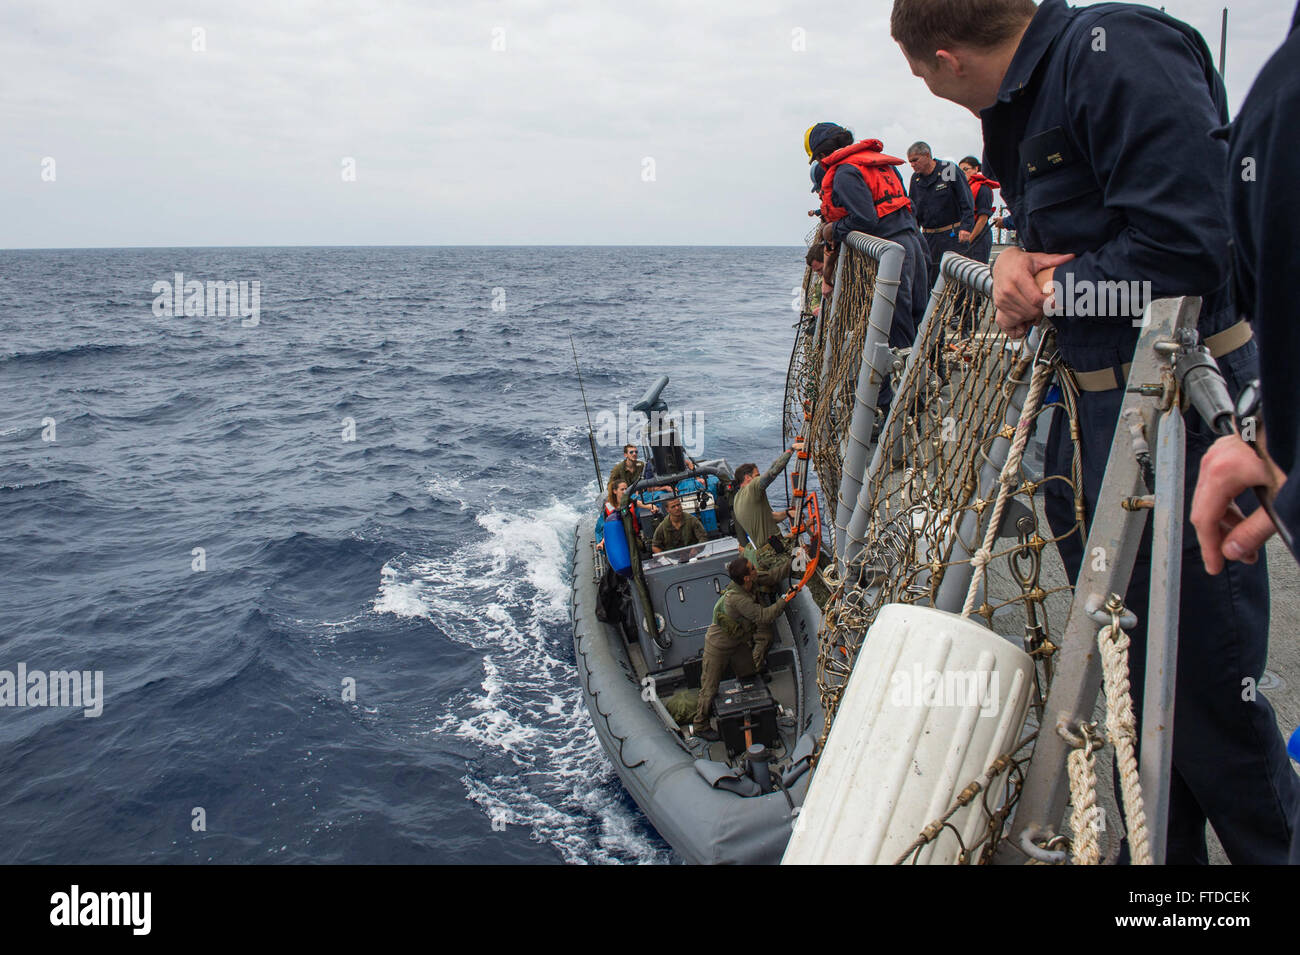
786;491;822;600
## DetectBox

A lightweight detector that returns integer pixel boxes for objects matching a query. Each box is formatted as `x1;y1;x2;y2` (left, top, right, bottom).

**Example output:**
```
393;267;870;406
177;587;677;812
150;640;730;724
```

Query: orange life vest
968;172;1001;202
819;140;912;223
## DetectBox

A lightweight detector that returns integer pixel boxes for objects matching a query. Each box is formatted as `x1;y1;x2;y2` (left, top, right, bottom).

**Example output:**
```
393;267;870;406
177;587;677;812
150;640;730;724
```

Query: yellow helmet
804;123;842;162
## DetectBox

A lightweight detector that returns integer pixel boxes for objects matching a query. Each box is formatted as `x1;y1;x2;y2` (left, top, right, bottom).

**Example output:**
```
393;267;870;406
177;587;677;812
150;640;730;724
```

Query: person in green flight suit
732;438;803;572
651;497;707;554
690;557;794;741
607;444;644;492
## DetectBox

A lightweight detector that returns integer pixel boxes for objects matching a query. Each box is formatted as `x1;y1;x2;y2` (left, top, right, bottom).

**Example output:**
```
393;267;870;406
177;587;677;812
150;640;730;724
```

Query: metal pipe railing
842;251;1004;573
998;295;1200;864
832;232;905;568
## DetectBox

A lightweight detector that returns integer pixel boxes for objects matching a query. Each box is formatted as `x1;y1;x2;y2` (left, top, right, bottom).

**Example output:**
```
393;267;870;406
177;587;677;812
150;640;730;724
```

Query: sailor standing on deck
691;557;795;742
1187;0;1300;863
906;142;976;288
806;123;930;348
958;157;1000;265
891;0;1300;863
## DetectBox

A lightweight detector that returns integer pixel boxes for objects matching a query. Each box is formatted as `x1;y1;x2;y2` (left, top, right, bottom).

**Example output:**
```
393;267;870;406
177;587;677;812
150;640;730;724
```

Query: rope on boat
961;351;1055;618
1064;722;1104;865
784;248;1094;862
1058;601;1152;865
1099;615;1152;864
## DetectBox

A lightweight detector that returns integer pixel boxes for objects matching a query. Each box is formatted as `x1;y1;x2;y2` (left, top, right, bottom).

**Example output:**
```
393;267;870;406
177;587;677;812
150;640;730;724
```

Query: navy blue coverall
1223;1;1300;862
982;0;1299;863
909;159;975;288
968;179;996;265
825;163;929;350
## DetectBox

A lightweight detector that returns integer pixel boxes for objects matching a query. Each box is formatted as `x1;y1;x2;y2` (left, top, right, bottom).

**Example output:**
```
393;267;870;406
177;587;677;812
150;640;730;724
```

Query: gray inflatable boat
569;397;826;863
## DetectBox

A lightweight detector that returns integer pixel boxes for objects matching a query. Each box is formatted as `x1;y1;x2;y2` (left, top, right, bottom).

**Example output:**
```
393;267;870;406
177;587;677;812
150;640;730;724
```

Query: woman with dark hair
595;479;657;548
958;155;1000;264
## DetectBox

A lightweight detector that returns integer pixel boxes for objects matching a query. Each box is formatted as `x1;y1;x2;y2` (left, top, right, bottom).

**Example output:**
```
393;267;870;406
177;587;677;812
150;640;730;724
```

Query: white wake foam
374;492;671;864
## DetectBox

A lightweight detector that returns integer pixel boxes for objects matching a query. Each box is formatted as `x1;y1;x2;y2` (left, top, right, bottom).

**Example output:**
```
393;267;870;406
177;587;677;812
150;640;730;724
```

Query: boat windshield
645;537;736;569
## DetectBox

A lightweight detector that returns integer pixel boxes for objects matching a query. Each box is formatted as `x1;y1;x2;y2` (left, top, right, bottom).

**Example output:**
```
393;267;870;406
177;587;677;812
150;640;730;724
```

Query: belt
1065;320;1254;393
921;222;961;235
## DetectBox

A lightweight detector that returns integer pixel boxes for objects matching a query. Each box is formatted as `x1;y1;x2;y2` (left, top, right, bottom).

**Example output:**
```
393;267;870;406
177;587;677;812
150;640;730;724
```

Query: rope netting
813;278;1085;736
805;247;881;527
785;254;1107;862
783;264;824;457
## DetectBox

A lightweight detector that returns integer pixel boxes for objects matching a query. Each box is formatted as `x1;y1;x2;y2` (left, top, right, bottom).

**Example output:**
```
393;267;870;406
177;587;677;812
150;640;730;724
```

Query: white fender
783;604;1033;864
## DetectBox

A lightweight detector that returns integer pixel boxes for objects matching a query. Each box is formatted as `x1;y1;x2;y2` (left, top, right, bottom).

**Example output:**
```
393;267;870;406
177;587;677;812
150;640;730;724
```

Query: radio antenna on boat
569;334;604;489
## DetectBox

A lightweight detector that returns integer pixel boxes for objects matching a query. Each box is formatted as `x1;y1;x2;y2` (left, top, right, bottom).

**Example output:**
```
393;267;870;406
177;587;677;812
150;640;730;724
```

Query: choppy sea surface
0;246;803;863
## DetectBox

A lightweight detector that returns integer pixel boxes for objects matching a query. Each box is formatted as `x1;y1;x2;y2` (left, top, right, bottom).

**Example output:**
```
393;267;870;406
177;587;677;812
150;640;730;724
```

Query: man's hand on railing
991;246;1075;340
1191;433;1287;575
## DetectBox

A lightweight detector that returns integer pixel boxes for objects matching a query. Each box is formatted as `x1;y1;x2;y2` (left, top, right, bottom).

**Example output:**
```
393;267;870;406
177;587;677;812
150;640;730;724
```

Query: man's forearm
758;450;794;493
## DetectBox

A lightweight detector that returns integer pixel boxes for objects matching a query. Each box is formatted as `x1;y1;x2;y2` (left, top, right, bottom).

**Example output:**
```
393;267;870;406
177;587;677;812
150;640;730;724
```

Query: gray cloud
1;0;1289;247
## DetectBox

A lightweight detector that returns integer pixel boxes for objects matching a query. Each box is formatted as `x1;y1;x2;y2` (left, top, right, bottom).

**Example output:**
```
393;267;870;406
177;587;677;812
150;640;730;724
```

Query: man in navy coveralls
892;0;1299;863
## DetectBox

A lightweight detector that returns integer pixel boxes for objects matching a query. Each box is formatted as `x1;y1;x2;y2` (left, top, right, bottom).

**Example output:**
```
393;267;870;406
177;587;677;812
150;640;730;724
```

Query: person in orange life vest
806;123;929;351
959;156;1000;264
595;479;658;550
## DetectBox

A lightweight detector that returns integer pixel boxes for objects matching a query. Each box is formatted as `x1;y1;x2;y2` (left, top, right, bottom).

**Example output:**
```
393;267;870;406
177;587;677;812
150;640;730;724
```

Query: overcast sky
2;0;1291;248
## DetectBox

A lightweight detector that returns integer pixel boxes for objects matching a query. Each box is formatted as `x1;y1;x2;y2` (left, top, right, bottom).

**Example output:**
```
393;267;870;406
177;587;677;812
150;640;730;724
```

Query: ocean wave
0;342;136;367
373;494;671;863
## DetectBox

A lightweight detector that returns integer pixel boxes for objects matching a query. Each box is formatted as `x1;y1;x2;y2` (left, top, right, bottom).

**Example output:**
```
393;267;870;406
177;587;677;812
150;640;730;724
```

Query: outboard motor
649;421;686;478
633;376;688;478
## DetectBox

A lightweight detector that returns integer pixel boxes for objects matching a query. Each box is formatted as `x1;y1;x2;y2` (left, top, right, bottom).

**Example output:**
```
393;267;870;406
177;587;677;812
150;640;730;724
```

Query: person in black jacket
808;123;929;349
1186;0;1300;864
891;0;1298;864
907;141;976;286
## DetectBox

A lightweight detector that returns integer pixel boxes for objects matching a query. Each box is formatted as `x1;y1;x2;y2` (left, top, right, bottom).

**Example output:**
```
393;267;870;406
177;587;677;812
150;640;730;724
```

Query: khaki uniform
691;572;788;726
652;514;707;553
608;459;645;491
733;450;793;553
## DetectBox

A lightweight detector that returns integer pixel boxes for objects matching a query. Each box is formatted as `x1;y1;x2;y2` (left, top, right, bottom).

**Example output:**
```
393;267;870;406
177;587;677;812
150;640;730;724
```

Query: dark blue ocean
0;246;803;864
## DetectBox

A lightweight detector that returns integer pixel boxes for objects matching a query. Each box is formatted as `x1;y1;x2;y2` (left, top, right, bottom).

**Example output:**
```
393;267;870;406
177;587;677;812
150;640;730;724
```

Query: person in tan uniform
691;557;793;741
607;444;645;492
651;497;707;554
731;438;803;572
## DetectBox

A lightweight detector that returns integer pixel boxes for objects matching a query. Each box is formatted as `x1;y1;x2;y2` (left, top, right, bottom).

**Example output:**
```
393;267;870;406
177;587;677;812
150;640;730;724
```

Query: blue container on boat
672;475;721;532
603;514;633;577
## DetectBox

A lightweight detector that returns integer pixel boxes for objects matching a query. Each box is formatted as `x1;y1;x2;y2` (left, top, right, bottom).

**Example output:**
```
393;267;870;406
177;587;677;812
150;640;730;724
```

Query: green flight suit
733;450;793;573
691;573;788;726
608;459;645;492
652;513;707;553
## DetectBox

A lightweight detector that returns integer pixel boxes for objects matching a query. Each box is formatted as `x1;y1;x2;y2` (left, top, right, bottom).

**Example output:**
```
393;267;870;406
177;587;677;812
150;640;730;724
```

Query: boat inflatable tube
603;517;633;577
783;604;1033;865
